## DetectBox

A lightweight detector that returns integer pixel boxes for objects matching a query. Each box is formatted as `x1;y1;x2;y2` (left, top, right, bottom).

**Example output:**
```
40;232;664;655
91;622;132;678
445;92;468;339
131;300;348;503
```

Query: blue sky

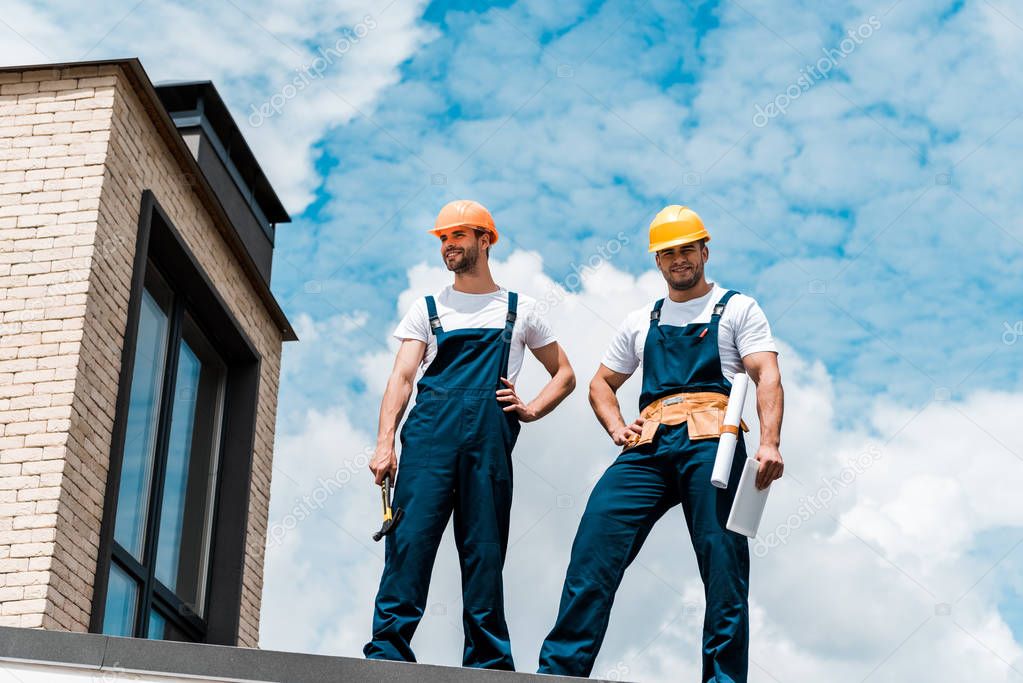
266;0;1023;432
3;1;1023;680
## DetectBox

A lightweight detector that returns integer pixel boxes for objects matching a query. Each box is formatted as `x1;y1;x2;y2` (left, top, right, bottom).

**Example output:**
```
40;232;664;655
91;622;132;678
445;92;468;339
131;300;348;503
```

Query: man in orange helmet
538;205;784;682
364;200;576;670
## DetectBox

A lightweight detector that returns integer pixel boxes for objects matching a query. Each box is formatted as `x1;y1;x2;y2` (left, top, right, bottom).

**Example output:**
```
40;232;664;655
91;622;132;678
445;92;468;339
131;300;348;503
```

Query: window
92;191;262;645
101;264;226;641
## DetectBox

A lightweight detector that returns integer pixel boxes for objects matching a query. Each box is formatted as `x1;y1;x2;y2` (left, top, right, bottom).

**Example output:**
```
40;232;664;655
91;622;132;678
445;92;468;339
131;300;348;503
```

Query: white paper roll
711;372;749;488
712;433;737;488
726;458;771;538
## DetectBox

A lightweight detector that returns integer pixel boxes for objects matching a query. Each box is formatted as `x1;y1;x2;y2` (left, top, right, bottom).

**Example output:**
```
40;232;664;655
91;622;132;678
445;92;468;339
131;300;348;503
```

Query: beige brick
16;214;58;228
37;80;77;92
21;71;62;84
21;586;46;601
32;500;58;515
0;527;31;539
4;420;46;436
8;542;54;558
29;405;69;420
0;587;24;602
60;67;98;79
12;512;57;527
42;178;83;191
1;598;47;614
0;448;42;463
0;359;35;373
77;77;117;88
24;559;50;573
9;397;47;414
23;433;64;447
21;348;64;362
16;487;59;502
53;89;95;102
0;476;39;491
34;100;76;114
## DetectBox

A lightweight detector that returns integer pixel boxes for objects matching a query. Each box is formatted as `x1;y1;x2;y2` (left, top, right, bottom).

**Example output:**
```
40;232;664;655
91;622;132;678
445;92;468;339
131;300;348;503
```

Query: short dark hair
473;227;492;257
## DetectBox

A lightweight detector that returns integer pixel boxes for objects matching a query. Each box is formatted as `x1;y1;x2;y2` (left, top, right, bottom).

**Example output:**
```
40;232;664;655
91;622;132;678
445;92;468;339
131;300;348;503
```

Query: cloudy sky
4;0;1023;680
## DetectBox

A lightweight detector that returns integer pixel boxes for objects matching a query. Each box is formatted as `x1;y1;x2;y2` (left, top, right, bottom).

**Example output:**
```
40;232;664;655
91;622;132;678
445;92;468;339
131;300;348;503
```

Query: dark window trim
90;190;263;646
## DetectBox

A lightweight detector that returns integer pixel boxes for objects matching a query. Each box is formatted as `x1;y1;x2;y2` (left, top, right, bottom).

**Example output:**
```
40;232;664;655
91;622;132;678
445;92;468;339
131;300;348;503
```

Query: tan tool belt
623;391;749;451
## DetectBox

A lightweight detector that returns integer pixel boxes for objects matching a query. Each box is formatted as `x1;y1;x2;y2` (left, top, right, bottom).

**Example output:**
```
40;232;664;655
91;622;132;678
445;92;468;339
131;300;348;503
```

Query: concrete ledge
0;626;608;682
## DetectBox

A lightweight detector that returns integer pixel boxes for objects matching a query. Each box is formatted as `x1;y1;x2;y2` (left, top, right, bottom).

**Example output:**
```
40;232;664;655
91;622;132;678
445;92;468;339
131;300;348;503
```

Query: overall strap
649;298;665;325
425;295;443;335
712;290;740;320
504;291;518;337
497;291;519;384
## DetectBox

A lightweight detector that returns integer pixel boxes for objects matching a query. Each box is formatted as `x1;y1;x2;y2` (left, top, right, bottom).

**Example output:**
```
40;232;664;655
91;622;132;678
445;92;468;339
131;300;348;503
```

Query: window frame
90;190;262;645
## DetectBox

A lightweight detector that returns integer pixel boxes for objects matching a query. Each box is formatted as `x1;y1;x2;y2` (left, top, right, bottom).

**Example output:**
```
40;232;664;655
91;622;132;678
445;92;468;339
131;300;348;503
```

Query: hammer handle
380;476;393;521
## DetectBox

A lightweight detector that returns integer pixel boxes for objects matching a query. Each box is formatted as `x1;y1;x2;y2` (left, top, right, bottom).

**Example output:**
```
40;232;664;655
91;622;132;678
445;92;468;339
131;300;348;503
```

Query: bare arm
368;339;426;485
588;363;644;446
496;341;576;421
742;350;784;489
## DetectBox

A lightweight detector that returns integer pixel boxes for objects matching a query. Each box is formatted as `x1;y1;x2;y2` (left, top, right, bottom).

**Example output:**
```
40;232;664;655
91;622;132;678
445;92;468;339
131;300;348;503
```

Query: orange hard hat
429;200;498;245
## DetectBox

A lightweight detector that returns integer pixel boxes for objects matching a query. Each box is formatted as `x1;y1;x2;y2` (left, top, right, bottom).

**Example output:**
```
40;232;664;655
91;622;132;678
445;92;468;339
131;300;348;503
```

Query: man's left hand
497;377;538;422
755;444;784;490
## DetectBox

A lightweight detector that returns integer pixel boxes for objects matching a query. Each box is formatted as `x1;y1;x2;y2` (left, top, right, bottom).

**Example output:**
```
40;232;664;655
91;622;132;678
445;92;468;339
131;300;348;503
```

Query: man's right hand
610;417;645;446
369;445;397;485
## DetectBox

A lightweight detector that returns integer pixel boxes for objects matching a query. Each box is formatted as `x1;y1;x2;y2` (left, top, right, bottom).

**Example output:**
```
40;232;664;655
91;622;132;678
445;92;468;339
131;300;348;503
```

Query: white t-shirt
393;286;557;384
601;282;778;381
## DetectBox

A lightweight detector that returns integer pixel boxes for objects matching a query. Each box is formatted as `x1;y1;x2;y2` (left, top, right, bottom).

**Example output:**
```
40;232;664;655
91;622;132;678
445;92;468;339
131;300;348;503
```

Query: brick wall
0;63;284;647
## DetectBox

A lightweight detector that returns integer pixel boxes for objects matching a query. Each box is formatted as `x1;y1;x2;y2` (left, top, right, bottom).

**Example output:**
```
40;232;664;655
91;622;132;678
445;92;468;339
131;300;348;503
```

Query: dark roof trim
0;58;297;341
0;626;601;682
154;79;290;225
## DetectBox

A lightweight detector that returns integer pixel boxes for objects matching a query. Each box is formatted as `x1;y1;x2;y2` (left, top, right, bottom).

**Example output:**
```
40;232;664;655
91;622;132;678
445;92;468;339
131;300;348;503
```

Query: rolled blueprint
726;458;771;537
711;372;750;488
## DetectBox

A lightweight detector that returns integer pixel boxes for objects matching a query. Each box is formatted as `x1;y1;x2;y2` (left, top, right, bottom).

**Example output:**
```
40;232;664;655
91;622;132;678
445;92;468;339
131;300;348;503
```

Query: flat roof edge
0;626;607;682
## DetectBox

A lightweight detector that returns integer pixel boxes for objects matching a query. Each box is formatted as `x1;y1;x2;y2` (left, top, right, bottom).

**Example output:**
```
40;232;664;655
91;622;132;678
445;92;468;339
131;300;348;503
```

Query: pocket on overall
659;335;722;386
398;397;442;467
687;407;724;440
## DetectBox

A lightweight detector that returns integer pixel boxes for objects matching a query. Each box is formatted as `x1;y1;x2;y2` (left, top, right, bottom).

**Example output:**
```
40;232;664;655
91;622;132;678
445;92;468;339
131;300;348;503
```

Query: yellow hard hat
648;205;710;252
428;200;498;245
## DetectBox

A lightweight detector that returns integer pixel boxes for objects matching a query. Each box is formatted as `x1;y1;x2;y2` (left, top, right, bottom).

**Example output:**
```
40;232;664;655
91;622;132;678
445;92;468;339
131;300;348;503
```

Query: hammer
372;475;404;542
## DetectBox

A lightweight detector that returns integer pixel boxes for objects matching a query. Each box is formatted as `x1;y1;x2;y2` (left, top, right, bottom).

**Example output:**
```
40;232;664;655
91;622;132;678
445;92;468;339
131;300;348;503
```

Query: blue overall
364;292;521;670
539;290;750;682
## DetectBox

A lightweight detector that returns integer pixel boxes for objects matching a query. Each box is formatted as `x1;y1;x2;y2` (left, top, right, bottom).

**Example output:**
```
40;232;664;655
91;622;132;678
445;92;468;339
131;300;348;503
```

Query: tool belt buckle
661;395;686;407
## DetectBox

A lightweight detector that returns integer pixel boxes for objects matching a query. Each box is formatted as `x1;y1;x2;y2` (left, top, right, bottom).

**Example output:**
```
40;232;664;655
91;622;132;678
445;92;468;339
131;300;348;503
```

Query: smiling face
654;239;708;291
437;227;490;273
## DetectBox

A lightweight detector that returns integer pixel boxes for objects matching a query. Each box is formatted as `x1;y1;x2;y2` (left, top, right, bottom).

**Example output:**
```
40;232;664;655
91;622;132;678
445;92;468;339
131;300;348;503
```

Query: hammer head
372;507;404;542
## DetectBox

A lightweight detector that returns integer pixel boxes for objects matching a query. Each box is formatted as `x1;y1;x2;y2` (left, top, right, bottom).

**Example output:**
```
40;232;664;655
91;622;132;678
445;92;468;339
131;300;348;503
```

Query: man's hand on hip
611;417;645;446
497;377;539;422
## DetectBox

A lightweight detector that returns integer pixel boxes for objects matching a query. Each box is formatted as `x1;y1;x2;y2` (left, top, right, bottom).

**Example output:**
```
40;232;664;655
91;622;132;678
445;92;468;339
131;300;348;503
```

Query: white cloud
262;249;1023;681
0;0;437;212
264;0;1023;436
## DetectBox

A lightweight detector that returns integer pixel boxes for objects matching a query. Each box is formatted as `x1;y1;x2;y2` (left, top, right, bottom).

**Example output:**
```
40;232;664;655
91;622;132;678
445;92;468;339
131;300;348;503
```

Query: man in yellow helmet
538;205;784;682
364;200;576;670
